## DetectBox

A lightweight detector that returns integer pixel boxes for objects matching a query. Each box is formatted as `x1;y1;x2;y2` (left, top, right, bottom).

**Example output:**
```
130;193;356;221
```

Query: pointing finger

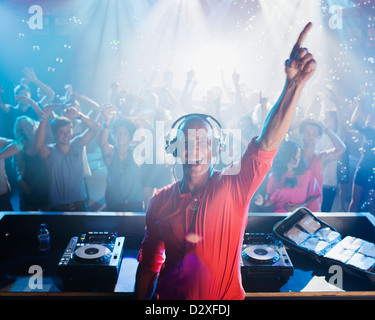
296;22;312;48
290;22;313;59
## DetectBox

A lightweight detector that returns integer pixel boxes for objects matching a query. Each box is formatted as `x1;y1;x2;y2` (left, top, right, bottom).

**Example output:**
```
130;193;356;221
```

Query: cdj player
240;233;294;291
57;231;125;291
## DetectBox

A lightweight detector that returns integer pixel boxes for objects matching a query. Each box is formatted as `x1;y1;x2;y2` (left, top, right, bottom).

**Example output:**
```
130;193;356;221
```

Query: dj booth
1;211;375;299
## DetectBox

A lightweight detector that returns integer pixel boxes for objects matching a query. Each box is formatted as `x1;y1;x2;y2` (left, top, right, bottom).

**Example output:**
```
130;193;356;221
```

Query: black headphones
165;113;225;159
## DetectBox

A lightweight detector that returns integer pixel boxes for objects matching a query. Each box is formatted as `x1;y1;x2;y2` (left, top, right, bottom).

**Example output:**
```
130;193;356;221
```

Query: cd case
273;207;375;285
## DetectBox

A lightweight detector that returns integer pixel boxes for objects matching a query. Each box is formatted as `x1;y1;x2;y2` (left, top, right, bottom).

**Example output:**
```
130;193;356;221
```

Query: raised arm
70;92;100;113
64;106;100;146
23;67;55;105
35;106;52;159
15;95;43;119
180;69;196;110
319;121;346;166
256;22;316;151
0;138;21;160
99;104;116;164
232;70;244;108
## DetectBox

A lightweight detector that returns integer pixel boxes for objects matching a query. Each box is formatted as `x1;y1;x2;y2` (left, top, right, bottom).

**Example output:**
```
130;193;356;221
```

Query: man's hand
285;22;316;86
64;106;81;119
41;105;52;121
23;67;38;83
102;103;118;121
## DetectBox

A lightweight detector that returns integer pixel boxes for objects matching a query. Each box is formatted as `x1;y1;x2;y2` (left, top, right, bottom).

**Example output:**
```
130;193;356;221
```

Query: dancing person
35;106;99;211
0;84;45;208
134;22;316;300
99;105;145;211
299;119;345;211
318;110;345;211
266;140;321;212
325;84;356;211
12;116;49;211
9;81;45;122
0;137;21;210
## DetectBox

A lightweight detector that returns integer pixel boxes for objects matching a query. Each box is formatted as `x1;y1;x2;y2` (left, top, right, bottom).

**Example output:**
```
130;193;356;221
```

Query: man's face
302;125;320;147
178;119;213;178
55;124;73;146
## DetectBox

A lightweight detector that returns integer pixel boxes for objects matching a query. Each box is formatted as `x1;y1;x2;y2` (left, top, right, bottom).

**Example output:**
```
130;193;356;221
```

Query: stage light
1;0;374;116
188;44;237;89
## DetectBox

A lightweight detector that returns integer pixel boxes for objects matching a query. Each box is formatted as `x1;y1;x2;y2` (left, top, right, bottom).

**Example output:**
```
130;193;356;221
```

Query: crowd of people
0;67;374;215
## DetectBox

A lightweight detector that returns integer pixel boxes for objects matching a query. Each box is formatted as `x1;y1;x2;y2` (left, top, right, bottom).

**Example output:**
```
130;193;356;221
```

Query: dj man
135;23;316;300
